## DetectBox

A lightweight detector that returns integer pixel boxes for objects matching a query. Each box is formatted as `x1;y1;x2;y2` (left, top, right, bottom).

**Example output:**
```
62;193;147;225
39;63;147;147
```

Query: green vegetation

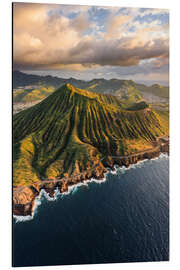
13;86;55;102
86;80;169;99
127;101;149;111
14;71;169;102
136;83;169;99
13;83;169;186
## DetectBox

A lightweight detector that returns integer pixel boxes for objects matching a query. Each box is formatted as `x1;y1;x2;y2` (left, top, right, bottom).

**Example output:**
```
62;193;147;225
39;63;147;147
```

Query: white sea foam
40;187;60;201
13;176;108;223
61;174;108;197
13;153;169;222
13;191;42;223
154;152;169;160
13;214;34;223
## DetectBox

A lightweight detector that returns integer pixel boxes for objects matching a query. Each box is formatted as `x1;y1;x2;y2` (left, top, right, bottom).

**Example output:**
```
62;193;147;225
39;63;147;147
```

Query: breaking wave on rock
13;153;168;223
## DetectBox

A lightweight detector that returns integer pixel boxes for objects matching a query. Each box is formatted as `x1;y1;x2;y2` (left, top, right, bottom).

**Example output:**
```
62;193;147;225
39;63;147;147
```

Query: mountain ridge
13;71;169;101
13;83;169;186
13;83;169;216
13;70;169;88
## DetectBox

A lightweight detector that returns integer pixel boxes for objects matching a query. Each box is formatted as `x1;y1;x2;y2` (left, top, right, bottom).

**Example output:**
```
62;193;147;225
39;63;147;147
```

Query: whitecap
108;152;169;177
13;191;42;223
13;152;168;222
13;214;34;223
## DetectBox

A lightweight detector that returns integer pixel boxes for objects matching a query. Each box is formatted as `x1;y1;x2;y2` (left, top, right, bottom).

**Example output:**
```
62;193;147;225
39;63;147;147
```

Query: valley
13;71;169;114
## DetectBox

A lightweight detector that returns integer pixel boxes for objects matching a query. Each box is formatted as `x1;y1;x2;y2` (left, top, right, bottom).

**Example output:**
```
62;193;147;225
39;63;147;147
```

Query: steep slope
13;83;169;187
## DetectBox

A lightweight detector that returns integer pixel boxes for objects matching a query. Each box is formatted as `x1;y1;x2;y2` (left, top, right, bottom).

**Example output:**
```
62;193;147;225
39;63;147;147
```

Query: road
13;136;169;194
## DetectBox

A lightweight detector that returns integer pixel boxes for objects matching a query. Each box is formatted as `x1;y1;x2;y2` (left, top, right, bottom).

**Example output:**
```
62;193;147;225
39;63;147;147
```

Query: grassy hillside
13;83;169;186
14;71;169;102
136;83;169;99
13;86;55;103
86;80;169;99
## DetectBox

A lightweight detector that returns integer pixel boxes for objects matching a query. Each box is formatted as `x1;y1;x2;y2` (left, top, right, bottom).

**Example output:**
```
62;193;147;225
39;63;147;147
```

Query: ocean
12;154;169;267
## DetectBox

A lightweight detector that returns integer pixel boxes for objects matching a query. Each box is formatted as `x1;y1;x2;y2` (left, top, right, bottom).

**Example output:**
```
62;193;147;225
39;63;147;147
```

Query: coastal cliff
13;138;169;216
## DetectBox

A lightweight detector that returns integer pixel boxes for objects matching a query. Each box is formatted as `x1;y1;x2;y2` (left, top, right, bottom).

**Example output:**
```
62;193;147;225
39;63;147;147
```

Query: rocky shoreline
13;137;169;217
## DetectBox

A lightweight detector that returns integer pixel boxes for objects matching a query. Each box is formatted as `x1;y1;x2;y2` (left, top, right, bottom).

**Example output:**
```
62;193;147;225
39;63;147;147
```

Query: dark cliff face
13;186;39;216
13;140;169;217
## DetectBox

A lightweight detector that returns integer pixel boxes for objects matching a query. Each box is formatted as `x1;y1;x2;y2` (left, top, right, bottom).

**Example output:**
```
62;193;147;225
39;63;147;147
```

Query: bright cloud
13;3;169;84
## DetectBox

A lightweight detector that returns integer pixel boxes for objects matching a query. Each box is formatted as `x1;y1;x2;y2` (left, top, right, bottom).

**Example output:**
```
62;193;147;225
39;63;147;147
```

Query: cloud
13;1;169;85
138;8;169;17
105;14;131;39
13;3;82;68
70;13;90;32
66;36;169;68
54;4;90;16
152;54;169;68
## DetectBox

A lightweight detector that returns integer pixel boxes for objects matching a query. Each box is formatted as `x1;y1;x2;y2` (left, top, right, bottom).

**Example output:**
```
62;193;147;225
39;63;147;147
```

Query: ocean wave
13;176;108;223
13;153;169;223
13;191;42;223
111;153;169;175
61;174;107;197
13;214;34;223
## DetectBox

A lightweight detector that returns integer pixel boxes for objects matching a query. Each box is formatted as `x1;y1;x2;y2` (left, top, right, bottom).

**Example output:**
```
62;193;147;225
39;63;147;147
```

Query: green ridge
13;83;169;186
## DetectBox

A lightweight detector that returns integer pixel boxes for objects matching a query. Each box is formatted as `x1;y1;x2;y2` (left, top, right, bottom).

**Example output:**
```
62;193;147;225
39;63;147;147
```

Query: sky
13;3;169;85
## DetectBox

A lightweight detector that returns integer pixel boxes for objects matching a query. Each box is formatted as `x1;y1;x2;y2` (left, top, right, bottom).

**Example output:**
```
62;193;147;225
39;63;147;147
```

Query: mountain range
13;71;169;104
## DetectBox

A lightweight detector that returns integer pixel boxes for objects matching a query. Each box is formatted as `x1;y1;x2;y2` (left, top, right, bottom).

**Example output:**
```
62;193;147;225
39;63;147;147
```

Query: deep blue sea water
12;155;169;267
